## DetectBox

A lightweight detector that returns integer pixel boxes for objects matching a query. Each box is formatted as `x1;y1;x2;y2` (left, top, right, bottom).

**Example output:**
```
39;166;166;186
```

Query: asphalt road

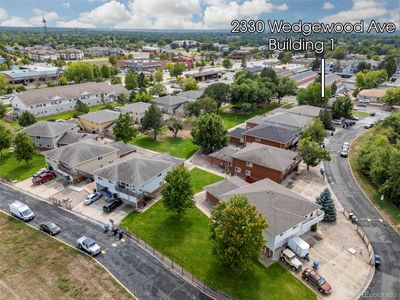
0;183;210;300
325;115;400;299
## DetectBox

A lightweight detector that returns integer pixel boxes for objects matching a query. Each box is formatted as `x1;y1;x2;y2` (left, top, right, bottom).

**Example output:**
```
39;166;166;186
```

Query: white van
9;201;35;222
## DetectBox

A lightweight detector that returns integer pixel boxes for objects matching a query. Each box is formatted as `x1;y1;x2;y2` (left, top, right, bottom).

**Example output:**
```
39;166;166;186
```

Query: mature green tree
125;71;138;90
311;58;321;71
355;69;388;89
185;97;217;117
0;74;7;95
101;65;110;78
113;112;137;143
0;124;12;156
222;58;233;69
13;132;36;165
276;77;296;103
331;95;353;119
210;195;268;271
379;148;400;206
109;56;117;66
260;68;278;84
149;83;167;96
66;62;95;83
161;166;194;217
168;62;186;78
316;188;336;222
378;56;397;77
135;90;152;102
202;83;230;111
18;111;36;127
153;69;163;82
297;137;331;171
302;118;326;144
58;76;68;86
357;61;371;73
167;117;183;138
297;82;331;107
191;113;227;153
183;77;199;91
319;108;333;130
381;87;400;108
281;52;292;64
0;102;7;117
141;104;163;140
111;76;122;84
138;72;146;88
74;99;89;116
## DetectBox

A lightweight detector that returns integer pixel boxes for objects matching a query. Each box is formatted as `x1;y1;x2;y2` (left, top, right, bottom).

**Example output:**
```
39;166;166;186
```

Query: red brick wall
232;158;286;183
244;135;290;149
206;192;220;205
229;136;244;147
246;122;258;129
208;156;231;171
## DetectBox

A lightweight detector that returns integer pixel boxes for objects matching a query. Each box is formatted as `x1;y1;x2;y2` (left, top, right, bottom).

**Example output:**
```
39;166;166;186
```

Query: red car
302;268;332;294
32;170;57;185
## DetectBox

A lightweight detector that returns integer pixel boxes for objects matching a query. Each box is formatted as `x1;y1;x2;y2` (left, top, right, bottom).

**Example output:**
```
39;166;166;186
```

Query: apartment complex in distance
25;46;84;61
11;82;128;117
85;47;124;56
116;59;167;72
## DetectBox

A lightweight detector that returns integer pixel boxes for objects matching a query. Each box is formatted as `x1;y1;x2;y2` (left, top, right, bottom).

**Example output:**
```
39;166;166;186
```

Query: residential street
325;119;400;299
0;183;210;300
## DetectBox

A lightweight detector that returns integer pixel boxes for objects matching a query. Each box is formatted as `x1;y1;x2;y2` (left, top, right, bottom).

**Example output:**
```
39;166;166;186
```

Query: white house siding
29;127;77;149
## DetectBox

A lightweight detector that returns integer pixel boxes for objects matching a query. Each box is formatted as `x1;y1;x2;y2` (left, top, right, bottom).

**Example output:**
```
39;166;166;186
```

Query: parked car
103;198;123;212
84;192;102;205
77;236;101;256
342;142;350;149
9;201;34;222
32;170;57;185
374;255;382;269
344;120;355;126
340;148;349;157
370;112;376;116
40;222;61;235
358;98;370;103
364;122;375;129
332;119;343;125
357;103;367;107
33;168;47;178
349;212;358;224
280;249;303;271
302;268;332;294
350;116;359;121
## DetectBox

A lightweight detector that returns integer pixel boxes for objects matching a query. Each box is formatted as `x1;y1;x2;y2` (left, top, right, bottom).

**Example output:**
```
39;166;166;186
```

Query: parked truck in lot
288;236;310;260
9;201;34;222
280;249;303;271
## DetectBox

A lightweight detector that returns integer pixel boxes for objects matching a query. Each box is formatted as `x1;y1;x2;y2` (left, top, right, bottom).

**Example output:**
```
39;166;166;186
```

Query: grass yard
0;118;21;133
352;109;371;117
0;149;45;182
130;135;199;159
189;167;223;193
38;102;121;121
220;103;280;129
0;213;132;300
121;201;316;300
349;130;400;229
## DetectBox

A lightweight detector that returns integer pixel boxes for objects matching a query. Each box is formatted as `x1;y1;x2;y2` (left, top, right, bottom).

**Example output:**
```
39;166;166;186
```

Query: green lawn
189;167;223;193
352;109;371;117
350;130;400;230
0;150;45;182
130;135;199;159
220;103;280;129
120;201;316;300
38;102;120;121
0;118;21;133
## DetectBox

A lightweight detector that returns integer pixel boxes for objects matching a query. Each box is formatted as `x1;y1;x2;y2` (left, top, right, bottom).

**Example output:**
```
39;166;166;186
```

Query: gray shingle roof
79;109;120;124
209;146;240;163
109;141;136;157
288;105;322;118
93;153;182;186
152;95;193;107
177;90;203;100
16;82;128;106
244;123;298;144
246;115;268;125
57;132;98;145
22;121;77;138
220;178;321;235
228;127;246;139
231;143;299;172
120;102;151;114
204;176;247;199
43;140;118;166
264;112;313;129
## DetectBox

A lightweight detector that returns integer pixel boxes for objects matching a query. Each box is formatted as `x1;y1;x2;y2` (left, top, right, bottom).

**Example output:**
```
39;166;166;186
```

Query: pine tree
316;188;336;222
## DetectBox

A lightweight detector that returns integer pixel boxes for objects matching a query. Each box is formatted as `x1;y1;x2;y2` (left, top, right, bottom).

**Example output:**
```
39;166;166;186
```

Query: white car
84;192;102;205
77;236;101;256
358;99;370;103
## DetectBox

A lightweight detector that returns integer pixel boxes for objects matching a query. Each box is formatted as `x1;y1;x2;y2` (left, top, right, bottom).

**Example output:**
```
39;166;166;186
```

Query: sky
0;0;398;30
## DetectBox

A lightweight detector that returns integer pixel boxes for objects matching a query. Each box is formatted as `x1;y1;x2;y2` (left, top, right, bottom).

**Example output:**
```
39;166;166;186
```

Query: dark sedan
40;222;61;235
103;198;123;212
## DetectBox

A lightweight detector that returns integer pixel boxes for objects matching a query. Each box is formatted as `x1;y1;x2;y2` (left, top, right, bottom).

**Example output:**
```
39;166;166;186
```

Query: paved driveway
0;183;210;300
15;175;65;199
325;112;400;299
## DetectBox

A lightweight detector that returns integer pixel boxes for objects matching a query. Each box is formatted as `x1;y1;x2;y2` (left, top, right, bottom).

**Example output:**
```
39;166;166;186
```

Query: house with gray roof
208;146;239;170
120;102;151;124
206;178;323;258
78;109;120;135
43;140;122;183
203;176;247;204
152;95;196;115
21;121;78;149
264;112;313;130
288;105;322;118
177;90;203;100
57;132;99;147
227;127;246;146
11;82;128;117
93;153;183;208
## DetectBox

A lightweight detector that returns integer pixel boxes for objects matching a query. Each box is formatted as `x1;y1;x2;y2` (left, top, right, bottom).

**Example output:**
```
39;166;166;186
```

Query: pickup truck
77;236;101;256
280;249;303;271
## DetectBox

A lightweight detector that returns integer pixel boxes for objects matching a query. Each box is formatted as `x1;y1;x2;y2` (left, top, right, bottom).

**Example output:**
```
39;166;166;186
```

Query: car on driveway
332;119;343;125
350;116;359;121
84;192;102;205
280;249;303;271
77;236;101;256
364;122;375;129
302;268;332;294
40;222;61;235
32;170;57;185
103;198;123;212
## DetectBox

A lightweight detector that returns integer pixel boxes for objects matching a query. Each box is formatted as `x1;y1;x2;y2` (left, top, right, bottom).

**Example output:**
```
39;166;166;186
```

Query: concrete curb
347;131;399;233
0;209;137;300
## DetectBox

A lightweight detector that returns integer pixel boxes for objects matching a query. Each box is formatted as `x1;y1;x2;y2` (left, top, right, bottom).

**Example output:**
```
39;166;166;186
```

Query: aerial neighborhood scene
0;1;400;299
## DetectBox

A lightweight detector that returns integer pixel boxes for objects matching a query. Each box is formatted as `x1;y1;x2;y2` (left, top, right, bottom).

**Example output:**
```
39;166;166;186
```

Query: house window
235;167;241;173
255;137;261;142
245;170;251;176
246;162;253;167
36;136;41;139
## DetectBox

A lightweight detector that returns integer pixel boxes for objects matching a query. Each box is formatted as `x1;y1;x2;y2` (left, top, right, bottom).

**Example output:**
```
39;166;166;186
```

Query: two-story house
120;102;152;124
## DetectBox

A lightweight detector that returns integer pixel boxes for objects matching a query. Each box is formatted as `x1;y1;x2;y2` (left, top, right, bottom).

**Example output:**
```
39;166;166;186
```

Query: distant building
78;109;121;134
184;68;223;82
120;102;151;124
173;40;198;48
172;56;194;70
0;64;63;85
85;47;124;57
11;82;128;117
117;59;167;72
26;45;58;62
230;50;251;60
58;48;84;60
357;88;387;103
289;70;318;86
